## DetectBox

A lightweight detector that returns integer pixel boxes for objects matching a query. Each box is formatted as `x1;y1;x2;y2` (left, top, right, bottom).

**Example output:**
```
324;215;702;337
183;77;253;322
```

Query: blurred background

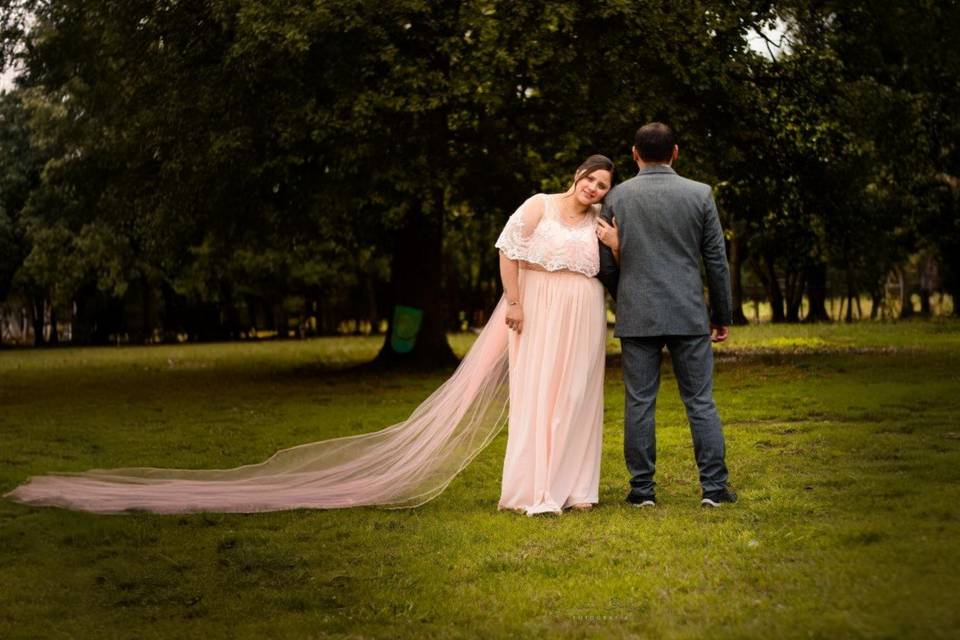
0;1;956;365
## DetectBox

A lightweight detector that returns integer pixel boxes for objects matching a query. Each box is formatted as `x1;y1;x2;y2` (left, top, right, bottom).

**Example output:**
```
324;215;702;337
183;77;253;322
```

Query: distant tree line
0;1;957;361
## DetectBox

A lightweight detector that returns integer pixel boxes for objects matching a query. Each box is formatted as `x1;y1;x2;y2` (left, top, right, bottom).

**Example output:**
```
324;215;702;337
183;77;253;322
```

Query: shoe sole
631;500;656;508
701;498;736;507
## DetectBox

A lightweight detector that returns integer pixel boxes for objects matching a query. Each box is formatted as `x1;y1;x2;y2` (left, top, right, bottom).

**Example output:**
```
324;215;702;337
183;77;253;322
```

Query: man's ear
632;146;641;165
671;145;679;165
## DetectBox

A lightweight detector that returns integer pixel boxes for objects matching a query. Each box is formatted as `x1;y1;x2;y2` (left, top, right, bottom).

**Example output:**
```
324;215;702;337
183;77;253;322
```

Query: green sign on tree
389;305;423;354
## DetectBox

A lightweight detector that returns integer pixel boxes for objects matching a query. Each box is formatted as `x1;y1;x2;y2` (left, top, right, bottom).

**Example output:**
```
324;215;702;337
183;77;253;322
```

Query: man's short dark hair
634;123;676;163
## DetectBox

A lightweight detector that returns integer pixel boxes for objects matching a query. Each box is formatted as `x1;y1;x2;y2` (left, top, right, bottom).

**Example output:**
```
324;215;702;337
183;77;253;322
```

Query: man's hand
710;324;729;343
505;303;524;334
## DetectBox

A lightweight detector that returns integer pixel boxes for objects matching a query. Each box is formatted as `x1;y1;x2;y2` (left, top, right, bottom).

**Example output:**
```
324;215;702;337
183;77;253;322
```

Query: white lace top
495;193;600;277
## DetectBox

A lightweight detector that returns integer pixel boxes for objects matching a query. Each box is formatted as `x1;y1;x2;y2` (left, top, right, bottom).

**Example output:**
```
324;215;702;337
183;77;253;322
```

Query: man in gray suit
597;122;736;508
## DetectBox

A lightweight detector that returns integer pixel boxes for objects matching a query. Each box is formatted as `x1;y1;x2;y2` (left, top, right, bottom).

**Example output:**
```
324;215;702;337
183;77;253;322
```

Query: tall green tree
0;90;44;344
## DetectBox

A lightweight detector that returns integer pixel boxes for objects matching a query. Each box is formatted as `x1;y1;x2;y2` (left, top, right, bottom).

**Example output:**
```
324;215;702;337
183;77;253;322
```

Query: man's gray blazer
598;165;732;337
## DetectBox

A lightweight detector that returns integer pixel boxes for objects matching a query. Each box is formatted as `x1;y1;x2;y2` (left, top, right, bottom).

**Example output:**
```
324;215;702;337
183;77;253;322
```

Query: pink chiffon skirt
498;268;607;515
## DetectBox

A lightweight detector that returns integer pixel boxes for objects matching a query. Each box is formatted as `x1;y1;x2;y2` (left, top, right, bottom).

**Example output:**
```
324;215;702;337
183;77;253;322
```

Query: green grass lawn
2;320;959;639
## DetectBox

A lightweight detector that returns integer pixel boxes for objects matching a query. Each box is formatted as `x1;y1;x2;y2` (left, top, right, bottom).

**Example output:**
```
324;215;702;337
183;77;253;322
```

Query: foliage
0;0;957;351
0;91;38;302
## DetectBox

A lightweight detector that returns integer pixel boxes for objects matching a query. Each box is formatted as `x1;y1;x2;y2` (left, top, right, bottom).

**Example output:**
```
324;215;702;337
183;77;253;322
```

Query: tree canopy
0;0;956;354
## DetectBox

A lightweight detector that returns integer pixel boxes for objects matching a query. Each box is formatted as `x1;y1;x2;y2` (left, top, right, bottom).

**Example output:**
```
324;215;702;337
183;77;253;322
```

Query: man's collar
636;164;676;176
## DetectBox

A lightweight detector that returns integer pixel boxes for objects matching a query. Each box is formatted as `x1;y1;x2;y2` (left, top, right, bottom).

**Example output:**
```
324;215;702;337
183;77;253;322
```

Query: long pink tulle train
4;300;512;514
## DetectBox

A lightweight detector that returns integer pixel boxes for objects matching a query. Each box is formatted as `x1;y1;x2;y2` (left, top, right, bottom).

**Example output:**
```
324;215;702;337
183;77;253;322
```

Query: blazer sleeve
597;199;620;300
700;190;733;326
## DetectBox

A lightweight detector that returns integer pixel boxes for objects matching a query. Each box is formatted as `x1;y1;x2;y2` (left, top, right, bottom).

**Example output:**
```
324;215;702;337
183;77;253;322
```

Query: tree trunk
375;194;456;369
869;277;884;320
191;303;226;342
919;254;937;317
365;276;378;335
919;290;931;317
275;301;289;339
729;235;749;325
220;284;241;340
784;270;805;322
126;279;148;343
159;281;187;343
143;281;156;343
48;304;59;345
845;264;856;323
765;257;785;323
751;255;784;323
804;262;830;322
31;296;45;347
891;266;913;319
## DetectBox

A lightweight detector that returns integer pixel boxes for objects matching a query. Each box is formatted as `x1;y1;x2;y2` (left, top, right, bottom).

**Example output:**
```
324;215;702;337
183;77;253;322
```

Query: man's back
600;165;732;336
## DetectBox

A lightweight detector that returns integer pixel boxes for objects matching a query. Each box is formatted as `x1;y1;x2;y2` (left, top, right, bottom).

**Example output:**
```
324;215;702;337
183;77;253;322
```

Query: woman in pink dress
4;156;618;515
495;155;616;514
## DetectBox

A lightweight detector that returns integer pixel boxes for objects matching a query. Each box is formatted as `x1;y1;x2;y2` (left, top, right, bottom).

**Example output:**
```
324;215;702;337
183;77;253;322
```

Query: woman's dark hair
573;154;616;186
634;122;676;163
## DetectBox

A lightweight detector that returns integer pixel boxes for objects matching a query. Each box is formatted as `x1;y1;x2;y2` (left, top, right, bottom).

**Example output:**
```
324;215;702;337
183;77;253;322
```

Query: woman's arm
494;194;545;336
499;252;524;334
497;194;547;334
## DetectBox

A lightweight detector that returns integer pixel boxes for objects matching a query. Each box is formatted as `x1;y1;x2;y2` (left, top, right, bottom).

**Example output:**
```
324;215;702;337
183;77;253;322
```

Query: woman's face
574;169;612;206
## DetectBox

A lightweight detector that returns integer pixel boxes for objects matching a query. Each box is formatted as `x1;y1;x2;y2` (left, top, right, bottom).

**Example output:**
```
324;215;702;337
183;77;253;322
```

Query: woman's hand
596;216;619;252
505;302;523;334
